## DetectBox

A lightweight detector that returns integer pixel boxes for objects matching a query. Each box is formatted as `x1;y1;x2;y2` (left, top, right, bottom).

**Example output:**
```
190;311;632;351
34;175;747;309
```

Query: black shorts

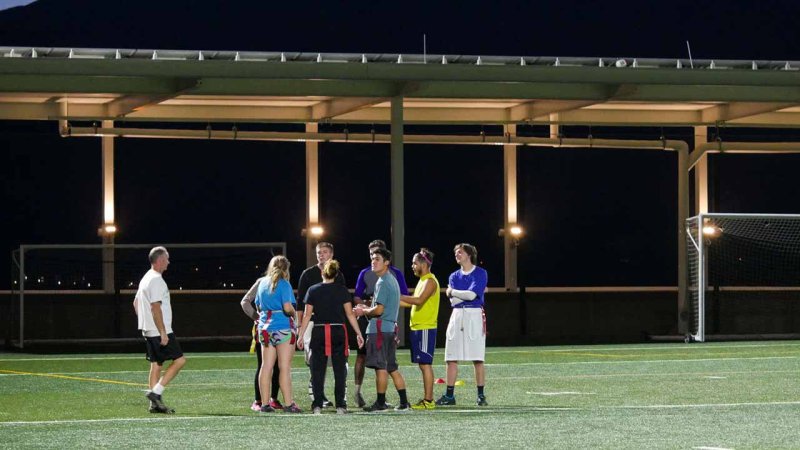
365;332;398;372
144;333;184;364
349;316;369;356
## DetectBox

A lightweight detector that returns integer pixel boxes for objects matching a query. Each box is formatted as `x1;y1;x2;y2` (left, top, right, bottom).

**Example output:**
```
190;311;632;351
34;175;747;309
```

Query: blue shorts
409;328;437;365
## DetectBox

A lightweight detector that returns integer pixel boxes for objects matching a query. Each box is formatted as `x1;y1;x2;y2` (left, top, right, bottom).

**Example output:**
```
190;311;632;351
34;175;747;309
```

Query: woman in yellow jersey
400;248;440;410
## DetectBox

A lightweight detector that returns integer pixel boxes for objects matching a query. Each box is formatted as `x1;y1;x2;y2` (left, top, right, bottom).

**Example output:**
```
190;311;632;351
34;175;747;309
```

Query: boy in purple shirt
436;243;489;407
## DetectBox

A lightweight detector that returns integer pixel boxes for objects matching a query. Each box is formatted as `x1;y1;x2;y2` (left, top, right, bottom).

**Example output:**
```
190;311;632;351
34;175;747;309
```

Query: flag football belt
374;319;398;350
313;323;349;357
262;310;295;332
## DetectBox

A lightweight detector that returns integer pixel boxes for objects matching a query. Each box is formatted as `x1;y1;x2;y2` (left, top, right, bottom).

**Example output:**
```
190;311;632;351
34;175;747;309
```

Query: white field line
493;342;800;353
600;400;800;410
3;400;800;426
527;391;596;396
487;355;799;366
694;447;733;450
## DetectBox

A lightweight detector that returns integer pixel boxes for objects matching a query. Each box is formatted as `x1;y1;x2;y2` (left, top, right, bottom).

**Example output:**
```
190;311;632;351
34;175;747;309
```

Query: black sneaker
146;390;175;414
321;396;333;408
356;392;366;408
477;395;488;406
435;394;456;406
394;402;411;412
363;401;390;412
259;404;275;413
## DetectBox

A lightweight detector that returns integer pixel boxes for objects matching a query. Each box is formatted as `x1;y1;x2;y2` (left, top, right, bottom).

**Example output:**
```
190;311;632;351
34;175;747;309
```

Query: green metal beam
0;74;196;94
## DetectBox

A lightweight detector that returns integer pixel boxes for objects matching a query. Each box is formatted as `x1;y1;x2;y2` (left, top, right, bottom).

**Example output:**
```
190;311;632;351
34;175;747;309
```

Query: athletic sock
398;389;408;405
152;383;165;396
377;392;387;405
446;386;455;397
355;384;362;394
477;385;485;397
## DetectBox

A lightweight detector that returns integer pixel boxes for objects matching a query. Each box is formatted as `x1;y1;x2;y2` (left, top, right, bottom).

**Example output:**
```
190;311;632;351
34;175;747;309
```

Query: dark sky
4;0;800;289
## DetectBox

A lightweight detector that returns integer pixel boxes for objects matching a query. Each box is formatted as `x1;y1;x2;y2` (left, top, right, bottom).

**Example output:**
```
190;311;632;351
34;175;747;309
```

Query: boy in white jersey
133;246;186;414
436;243;489;407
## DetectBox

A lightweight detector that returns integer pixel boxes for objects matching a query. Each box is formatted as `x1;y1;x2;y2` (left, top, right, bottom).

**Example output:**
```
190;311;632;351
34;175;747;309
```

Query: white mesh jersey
135;269;173;337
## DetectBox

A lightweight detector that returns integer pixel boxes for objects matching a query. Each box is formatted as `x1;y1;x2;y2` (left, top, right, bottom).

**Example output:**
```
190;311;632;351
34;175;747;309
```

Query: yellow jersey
409;273;440;330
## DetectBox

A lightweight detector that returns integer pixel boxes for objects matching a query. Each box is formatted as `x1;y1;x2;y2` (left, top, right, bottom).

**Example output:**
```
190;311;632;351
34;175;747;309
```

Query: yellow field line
0;369;145;387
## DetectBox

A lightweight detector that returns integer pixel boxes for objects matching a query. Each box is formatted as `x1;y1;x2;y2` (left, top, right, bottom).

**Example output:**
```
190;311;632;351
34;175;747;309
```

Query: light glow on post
98;223;117;236
309;225;324;237
702;225;719;237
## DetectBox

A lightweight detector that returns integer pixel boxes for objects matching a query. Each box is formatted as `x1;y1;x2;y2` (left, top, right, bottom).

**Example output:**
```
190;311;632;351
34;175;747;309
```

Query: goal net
9;242;285;348
686;214;800;342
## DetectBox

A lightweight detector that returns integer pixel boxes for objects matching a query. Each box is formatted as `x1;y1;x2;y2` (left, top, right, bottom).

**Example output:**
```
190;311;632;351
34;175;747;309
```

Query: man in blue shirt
352;239;409;407
354;247;410;412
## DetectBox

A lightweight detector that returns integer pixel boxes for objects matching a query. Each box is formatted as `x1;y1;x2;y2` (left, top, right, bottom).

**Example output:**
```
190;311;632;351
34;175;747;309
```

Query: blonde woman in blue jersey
400;248;440;410
254;255;302;413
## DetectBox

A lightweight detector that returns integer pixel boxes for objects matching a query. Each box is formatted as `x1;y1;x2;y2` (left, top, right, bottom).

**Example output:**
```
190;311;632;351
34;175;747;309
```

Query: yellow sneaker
411;399;436;410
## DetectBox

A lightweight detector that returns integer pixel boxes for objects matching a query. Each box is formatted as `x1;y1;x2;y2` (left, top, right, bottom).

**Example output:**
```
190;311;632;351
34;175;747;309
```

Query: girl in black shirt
298;259;364;414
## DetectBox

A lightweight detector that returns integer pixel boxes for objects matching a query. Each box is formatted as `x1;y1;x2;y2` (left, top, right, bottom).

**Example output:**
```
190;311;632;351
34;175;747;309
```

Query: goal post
686;213;800;342
11;242;286;348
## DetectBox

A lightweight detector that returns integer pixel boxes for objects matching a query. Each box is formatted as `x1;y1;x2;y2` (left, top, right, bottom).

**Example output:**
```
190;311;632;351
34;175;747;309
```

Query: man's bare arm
150;302;168;346
400;279;436;306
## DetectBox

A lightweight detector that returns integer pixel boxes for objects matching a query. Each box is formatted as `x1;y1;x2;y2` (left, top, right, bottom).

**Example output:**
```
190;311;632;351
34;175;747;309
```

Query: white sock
355;384;362;394
153;383;165;395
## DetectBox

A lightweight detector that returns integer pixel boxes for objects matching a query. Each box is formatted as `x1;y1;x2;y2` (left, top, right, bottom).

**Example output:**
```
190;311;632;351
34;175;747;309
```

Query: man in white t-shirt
133;246;186;414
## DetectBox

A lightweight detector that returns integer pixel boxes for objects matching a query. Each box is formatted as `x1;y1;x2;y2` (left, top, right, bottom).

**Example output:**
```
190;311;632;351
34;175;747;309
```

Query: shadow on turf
189;406;575;417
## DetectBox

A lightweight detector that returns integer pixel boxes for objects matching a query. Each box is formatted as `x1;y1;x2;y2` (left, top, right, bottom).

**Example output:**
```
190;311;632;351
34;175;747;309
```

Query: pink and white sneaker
250;401;262;412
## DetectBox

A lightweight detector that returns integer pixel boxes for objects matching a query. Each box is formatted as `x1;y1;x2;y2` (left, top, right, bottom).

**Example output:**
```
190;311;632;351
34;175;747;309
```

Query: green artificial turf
2;342;800;448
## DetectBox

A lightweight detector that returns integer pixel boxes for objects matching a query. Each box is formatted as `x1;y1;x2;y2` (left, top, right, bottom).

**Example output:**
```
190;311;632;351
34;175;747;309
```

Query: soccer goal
9;242;285;348
686;213;800;342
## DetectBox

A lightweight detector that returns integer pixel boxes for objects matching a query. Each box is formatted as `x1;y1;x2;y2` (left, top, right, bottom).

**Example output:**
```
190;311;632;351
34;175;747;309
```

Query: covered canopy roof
2;46;800;127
